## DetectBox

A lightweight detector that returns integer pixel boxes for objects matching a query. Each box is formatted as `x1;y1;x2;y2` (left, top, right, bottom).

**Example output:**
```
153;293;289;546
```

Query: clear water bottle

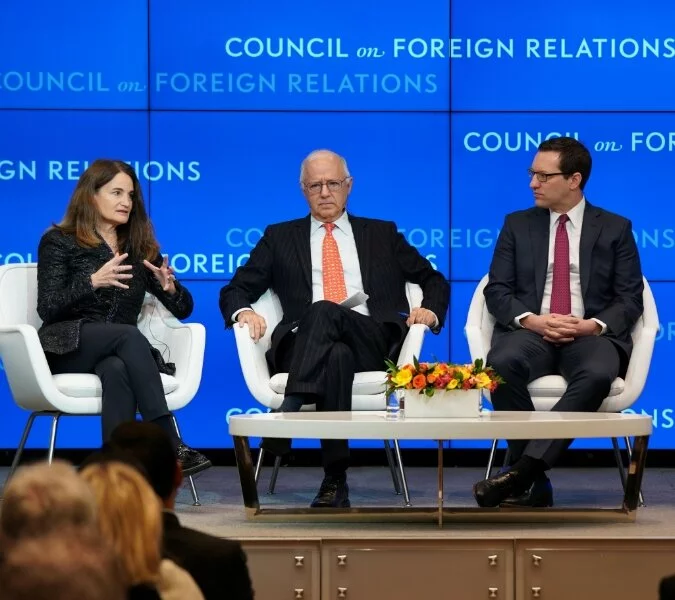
386;390;404;420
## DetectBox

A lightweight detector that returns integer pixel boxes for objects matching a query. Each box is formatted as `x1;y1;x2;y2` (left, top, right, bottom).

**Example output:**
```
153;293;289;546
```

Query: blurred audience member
105;421;254;600
0;528;126;600
0;459;97;544
660;574;675;600
80;460;204;600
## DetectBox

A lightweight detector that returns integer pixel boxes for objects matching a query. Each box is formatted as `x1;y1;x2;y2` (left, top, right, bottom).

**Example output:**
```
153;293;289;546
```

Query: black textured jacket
163;511;254;600
37;228;193;355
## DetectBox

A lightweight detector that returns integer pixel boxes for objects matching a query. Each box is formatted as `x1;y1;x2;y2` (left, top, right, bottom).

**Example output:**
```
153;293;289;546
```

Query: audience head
105;420;182;505
56;158;158;260
299;149;352;223
80;460;163;587
529;137;592;212
0;528;126;600
0;460;97;543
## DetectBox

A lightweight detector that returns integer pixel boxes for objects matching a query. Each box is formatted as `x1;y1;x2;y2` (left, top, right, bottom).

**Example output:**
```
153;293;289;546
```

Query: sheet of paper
291;293;370;332
339;291;369;310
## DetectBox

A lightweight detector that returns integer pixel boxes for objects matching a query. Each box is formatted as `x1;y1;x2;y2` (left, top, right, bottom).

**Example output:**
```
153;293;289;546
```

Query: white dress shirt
231;212;369;322
516;198;606;333
233;212;439;327
310;212;369;316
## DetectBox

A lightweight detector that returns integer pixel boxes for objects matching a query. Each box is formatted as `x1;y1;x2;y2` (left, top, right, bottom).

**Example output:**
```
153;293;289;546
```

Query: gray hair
0;530;126;600
0;460;98;541
299;149;351;184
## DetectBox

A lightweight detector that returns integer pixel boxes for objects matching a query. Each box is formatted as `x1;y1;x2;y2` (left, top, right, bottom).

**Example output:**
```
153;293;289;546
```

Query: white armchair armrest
0;324;63;412
397;324;428;366
136;295;205;411
233;323;279;408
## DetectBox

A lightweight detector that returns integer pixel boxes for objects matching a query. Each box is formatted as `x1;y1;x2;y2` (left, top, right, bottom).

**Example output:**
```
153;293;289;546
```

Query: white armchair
465;274;658;502
0;263;206;505
233;283;429;506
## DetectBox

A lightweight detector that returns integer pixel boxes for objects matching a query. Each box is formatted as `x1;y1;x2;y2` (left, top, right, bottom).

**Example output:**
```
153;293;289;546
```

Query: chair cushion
528;375;624;397
53;373;179;398
269;371;387;396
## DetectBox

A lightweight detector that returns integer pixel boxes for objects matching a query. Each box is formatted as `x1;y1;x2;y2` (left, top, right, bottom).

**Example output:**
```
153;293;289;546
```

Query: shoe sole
181;459;212;478
499;499;554;508
310;500;351;509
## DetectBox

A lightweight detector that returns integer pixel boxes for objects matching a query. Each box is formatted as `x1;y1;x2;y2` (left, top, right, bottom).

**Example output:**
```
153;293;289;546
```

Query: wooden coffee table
229;411;651;526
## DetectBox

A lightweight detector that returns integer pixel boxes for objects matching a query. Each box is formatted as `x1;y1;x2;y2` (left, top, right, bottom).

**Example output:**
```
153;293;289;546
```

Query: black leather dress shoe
473;470;522;508
500;477;553;507
310;476;350;508
176;444;212;476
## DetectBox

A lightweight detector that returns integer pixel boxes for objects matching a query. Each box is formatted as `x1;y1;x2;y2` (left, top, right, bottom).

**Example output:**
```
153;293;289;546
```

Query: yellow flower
446;379;459;390
392;368;413;386
456;367;472;380
474;372;491;389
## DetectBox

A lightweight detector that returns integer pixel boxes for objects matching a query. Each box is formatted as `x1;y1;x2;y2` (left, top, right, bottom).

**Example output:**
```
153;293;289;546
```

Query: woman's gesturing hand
91;253;133;290
143;255;176;293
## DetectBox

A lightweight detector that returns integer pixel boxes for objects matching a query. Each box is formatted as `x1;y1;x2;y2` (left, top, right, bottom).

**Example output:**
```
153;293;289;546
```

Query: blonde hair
1;460;97;542
80;461;163;587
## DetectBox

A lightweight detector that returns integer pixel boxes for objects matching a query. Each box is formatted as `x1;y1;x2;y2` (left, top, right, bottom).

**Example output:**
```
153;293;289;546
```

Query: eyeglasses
303;177;351;195
527;168;570;183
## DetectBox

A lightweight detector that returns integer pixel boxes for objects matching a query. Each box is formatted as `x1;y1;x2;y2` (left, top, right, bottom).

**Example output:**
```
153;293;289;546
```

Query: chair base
5;411;202;507
484;436;645;507
254;440;412;507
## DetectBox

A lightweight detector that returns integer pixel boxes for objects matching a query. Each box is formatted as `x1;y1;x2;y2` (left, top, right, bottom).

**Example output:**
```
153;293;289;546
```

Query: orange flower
427;373;438;384
412;374;427;389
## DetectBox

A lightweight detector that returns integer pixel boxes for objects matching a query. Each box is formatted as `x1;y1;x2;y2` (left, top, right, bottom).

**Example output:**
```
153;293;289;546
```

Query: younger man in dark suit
219;149;450;508
105;421;254;600
473;137;643;508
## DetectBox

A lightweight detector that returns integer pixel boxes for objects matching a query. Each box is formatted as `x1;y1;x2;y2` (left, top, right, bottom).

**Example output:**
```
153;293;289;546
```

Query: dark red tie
550;214;571;315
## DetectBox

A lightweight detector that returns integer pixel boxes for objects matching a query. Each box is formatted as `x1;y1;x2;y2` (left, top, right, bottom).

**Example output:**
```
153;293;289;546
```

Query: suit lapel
292;216;312;290
580;202;602;297
350;215;371;290
529;208;550;307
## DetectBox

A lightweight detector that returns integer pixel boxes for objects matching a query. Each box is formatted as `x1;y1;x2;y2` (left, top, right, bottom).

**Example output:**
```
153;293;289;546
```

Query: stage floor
1;465;673;538
154;465;675;540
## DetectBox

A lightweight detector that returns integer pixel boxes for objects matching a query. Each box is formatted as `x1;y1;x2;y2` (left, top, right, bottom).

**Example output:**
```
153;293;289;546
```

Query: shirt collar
310;211;351;235
550;197;586;229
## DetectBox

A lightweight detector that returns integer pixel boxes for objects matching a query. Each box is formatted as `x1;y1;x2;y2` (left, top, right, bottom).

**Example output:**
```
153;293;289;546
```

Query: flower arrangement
385;357;504;398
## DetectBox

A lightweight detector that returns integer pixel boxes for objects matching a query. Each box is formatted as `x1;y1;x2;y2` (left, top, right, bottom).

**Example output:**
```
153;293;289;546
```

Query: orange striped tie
322;223;347;303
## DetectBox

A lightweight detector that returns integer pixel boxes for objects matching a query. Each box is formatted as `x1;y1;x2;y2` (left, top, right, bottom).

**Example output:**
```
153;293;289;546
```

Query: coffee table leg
623;434;649;514
233;435;260;516
437;440;443;528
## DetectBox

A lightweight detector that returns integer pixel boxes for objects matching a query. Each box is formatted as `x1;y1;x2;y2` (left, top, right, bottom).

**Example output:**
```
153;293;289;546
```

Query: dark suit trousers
274;301;392;470
486;329;620;469
45;322;176;444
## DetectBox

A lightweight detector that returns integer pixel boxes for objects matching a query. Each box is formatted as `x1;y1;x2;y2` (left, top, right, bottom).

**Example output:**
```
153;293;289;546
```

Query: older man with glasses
219;149;449;508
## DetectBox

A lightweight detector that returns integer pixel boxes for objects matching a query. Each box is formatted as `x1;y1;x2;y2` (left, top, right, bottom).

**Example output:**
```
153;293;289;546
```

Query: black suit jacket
660;575;675;600
219;214;450;368
484;202;643;371
162;511;253;600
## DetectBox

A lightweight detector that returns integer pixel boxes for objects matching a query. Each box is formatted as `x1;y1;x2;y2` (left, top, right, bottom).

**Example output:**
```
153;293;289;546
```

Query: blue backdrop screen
0;1;148;109
451;0;675;111
0;0;673;450
149;0;450;110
